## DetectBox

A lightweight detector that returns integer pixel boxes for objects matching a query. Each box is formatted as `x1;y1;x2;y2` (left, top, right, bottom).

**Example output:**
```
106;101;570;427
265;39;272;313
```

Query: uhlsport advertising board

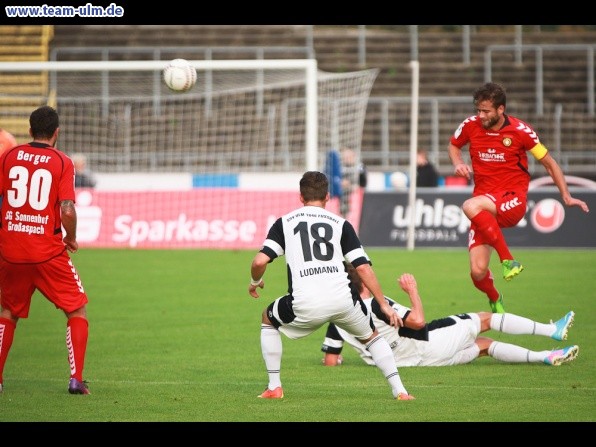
358;188;596;248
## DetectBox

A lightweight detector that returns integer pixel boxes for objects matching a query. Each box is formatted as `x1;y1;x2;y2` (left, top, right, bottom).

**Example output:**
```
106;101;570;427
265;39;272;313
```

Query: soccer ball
163;58;197;92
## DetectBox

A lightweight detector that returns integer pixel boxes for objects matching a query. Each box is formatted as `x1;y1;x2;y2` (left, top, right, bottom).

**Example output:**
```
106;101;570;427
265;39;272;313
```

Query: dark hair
300;171;329;202
473;82;507;109
29;105;59;140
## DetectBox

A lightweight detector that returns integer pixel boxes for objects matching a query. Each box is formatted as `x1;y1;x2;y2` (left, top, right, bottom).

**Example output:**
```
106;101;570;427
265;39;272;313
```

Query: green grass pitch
1;248;594;422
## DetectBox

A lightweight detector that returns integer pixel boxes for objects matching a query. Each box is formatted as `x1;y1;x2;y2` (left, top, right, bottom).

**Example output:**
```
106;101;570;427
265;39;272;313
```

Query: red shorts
0;250;88;318
468;190;527;250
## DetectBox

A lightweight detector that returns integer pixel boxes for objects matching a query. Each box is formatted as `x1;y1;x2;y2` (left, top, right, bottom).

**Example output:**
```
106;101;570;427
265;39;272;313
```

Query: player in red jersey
0;128;17;207
0;106;90;395
449;82;589;313
0;128;17;156
0;129;18;347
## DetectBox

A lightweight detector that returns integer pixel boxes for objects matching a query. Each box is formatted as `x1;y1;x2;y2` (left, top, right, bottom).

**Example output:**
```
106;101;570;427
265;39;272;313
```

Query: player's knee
261;308;271;325
461;200;477;218
462;197;486;218
477;312;493;332
66;306;87;320
475;336;493;355
470;267;488;282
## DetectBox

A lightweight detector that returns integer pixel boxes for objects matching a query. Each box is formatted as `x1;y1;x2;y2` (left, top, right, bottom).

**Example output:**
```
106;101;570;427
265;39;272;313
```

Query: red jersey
0;142;76;263
449;114;543;196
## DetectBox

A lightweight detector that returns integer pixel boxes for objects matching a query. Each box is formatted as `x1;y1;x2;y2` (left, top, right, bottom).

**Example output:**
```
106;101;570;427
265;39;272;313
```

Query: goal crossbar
0;59;319;171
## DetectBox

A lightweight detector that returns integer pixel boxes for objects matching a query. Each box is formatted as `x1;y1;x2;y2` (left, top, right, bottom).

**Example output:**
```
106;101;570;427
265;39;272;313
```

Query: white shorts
267;294;374;341
407;313;481;366
337;312;481;366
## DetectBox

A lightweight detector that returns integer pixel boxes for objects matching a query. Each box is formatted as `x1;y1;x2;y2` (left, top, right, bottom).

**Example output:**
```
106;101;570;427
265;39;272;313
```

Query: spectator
339;147;367;217
324;147;367;218
416;149;439;187
324;149;343;204
72;153;96;188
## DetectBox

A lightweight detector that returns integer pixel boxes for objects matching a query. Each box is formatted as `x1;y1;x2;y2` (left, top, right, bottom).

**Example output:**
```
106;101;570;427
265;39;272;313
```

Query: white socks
490;313;554;337
488;341;550;363
261;324;282;389
367;335;408;396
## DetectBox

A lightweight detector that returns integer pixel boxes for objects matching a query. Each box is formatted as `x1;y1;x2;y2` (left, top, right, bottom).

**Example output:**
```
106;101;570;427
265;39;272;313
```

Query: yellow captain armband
529;143;548;160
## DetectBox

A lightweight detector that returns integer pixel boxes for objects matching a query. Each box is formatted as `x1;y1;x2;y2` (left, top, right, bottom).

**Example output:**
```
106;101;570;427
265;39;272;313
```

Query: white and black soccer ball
163;58;197;92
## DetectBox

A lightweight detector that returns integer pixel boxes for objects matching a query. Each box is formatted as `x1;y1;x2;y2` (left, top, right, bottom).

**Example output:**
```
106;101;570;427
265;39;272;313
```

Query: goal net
0;60;378;249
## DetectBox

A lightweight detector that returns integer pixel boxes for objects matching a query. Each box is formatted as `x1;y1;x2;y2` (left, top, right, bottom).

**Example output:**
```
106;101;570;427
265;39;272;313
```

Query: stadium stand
50;25;596;99
37;25;596;178
0;25;54;143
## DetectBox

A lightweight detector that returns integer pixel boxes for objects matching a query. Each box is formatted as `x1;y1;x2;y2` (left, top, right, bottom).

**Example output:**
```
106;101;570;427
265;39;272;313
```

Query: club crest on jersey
502;137;512;147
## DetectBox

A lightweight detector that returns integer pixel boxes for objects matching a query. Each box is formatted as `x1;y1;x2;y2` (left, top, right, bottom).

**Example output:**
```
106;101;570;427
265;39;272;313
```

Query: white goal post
0;59;378;249
0;59;377;176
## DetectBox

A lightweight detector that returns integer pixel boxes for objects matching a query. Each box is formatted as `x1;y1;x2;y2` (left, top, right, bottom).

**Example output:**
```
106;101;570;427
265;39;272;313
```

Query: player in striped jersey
248;171;414;400
321;265;578;368
448;82;589;313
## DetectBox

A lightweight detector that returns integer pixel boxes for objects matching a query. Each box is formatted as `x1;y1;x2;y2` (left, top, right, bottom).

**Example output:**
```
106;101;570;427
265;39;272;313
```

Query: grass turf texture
0;248;594;422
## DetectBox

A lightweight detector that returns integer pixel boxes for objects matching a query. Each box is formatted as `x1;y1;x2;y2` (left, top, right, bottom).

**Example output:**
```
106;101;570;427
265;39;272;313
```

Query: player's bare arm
448;143;472;180
380;301;402;328
60;199;78;253
356;263;401;328
248;251;269;298
397;273;426;329
539;154;590;213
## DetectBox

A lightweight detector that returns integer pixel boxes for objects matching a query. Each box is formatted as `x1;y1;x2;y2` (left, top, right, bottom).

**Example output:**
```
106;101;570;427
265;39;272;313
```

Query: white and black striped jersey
322;297;481;367
260;205;371;312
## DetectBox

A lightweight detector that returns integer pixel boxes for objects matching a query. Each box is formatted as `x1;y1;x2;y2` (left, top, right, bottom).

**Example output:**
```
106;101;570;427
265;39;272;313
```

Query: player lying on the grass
321;264;578;367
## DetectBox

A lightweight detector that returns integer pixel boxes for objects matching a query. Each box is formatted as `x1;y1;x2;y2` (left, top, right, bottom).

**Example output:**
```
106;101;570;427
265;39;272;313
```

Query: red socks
472;270;500;302
471;210;513;262
0;316;88;385
66;316;89;382
0;317;17;384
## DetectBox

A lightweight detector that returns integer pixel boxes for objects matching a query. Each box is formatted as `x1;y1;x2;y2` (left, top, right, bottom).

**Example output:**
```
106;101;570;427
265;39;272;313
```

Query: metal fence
361;97;596;177
48;43;596;177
